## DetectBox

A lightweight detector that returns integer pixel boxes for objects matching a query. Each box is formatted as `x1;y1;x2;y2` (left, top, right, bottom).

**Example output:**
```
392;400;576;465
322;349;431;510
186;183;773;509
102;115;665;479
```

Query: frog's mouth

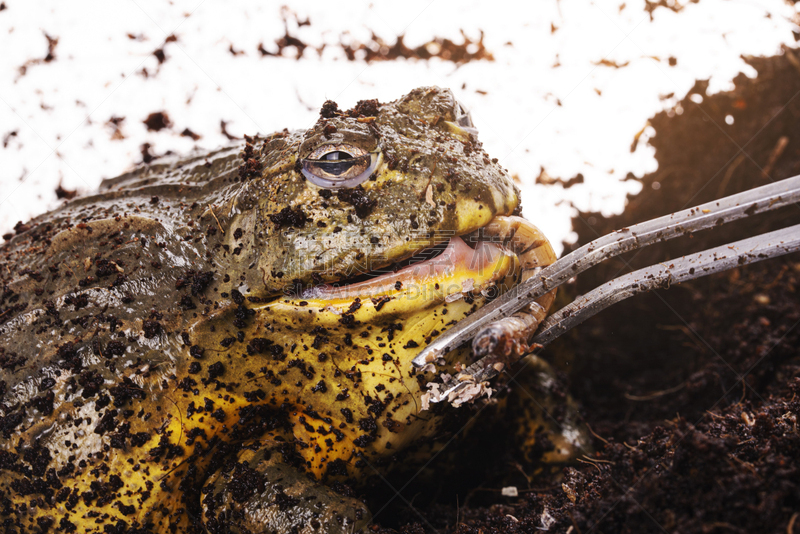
278;215;553;315
298;234;510;302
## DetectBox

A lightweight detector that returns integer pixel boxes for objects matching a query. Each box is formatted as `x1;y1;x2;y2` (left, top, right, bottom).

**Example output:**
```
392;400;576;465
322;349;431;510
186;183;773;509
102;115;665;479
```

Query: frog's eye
301;144;381;189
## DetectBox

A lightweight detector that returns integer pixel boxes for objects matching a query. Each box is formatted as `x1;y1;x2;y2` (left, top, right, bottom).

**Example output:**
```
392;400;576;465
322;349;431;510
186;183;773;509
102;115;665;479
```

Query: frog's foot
470;216;558;363
202;448;371;534
509;354;591;465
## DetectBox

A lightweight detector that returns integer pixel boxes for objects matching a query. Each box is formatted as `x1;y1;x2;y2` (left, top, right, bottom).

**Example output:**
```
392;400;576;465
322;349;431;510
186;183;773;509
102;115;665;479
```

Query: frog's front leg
470;216;558;361
509;354;591;465
202;448;371;534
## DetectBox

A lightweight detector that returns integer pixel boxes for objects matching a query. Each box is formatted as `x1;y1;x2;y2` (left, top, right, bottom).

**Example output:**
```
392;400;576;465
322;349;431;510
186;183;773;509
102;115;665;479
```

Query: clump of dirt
180;127;201;141
319;100;340;119
143;111;172;132
257;6;314;60
152;34;178;65
371;49;800;534
252;7;493;65
336;186;376;218
17;32;58;77
536;168;584;188
54;182;76;200
220;120;240;141
347;98;381;118
106;116;125;140
340;30;493;65
140;143;158;164
2;131;17;148
644;0;701;20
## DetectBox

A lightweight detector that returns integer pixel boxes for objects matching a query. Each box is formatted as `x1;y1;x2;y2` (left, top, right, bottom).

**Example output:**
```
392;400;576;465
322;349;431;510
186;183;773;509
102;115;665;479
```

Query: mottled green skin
0;88;524;533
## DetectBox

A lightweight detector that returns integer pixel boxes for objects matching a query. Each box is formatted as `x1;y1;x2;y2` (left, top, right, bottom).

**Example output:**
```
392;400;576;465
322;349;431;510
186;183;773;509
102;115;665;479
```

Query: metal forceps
411;174;800;405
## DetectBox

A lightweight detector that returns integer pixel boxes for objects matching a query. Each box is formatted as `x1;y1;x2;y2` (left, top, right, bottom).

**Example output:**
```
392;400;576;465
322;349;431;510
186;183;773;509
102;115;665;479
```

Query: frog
0;86;589;534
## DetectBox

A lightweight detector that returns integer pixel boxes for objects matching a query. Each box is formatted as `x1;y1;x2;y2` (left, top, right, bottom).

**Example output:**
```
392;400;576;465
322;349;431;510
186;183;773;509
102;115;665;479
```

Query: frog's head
230;87;522;313
193;87;554;479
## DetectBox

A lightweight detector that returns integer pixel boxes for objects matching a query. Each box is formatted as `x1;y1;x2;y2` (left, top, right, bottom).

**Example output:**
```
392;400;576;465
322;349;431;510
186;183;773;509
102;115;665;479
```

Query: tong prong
412;174;800;369
428;222;800;404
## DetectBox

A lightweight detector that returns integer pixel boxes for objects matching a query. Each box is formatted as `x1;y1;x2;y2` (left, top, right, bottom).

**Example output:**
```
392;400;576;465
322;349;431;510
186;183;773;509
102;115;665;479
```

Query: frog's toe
202;448;371;534
510;355;592;465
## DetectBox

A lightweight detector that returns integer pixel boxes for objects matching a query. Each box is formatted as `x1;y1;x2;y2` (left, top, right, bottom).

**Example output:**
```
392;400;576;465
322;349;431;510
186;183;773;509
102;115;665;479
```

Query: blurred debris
630;122;650;152
536;168;584;188
143;112;172;132
17;32;58;77
340;29;493;64
220;121;240;141
761;136;789;180
180;128;202;141
140;143;159;164
2;131;18;148
106;116;125;140
257;6;314;59
55;182;77;200
153;34;178;65
644;0;700;20
253;7;493;65
593;58;629;68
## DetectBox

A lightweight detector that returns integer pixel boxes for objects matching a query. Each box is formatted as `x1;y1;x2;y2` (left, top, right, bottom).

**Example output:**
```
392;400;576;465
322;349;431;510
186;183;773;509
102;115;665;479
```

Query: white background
1;0;798;251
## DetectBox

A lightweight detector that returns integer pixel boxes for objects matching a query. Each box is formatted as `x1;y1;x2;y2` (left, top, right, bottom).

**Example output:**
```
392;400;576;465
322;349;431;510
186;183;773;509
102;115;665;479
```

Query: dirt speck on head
347;99;380;118
336;186;376;219
319;100;340;119
269;207;308;228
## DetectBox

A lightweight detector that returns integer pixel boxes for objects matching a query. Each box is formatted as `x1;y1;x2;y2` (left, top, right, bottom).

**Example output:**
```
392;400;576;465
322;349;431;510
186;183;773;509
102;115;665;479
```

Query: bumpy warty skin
0;87;530;533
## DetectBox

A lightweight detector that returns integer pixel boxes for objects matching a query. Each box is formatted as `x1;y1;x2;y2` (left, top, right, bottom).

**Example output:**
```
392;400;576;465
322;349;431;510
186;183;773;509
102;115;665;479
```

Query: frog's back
0;142;245;377
0;141;256;532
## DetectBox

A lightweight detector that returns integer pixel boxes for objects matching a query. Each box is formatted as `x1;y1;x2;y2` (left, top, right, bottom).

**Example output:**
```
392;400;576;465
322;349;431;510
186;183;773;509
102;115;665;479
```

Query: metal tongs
411;174;800;404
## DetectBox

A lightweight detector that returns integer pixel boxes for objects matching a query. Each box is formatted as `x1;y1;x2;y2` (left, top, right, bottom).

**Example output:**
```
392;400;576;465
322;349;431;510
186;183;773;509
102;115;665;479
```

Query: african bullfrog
0;87;588;533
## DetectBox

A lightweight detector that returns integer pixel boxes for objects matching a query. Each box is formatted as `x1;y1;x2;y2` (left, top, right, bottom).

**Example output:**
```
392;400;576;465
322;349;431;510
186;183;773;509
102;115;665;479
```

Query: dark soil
371;49;800;534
